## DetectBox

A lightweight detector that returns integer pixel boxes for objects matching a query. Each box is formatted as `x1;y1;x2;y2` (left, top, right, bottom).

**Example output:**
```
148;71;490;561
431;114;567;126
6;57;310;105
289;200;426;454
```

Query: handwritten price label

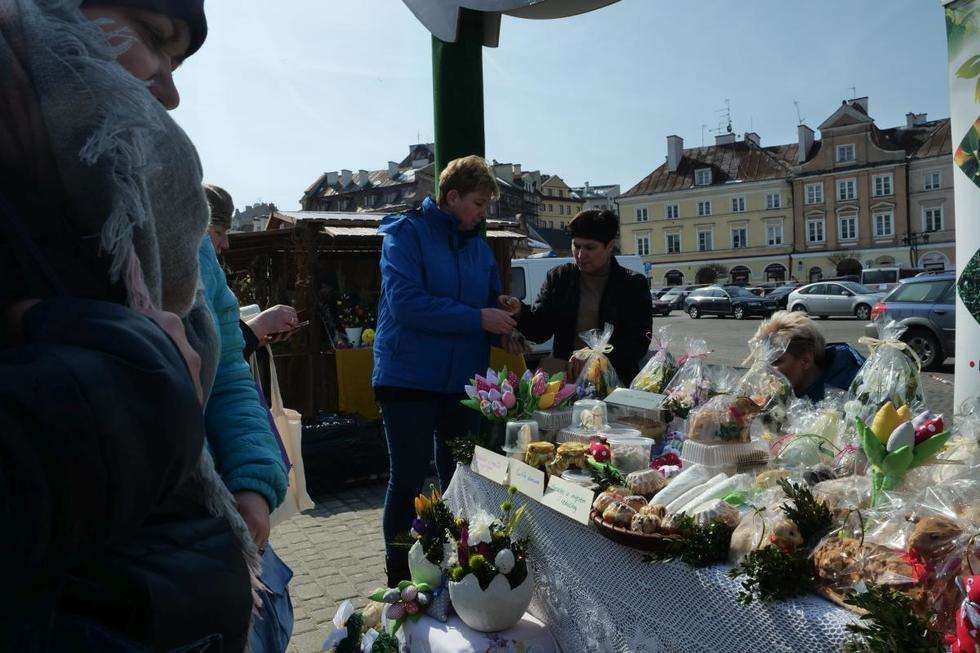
540;474;593;524
470;446;509;485
508;459;546;500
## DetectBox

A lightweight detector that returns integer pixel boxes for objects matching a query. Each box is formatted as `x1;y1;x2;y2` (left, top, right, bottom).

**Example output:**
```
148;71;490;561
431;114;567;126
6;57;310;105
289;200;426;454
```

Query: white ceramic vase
407;540;444;588
344;327;363;347
448;572;532;632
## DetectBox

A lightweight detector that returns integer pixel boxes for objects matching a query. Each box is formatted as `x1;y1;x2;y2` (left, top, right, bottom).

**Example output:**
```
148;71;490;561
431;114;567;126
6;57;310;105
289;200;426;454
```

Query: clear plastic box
531;408;572;443
556;425;593;444
572;399;607;432
607;434;654;474
502;420;539;460
679;439;770;476
561;468;597;491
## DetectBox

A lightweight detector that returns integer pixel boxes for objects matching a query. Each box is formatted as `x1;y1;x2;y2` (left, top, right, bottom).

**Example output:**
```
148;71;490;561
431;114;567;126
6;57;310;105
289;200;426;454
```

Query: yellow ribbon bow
572;343;614;360
858;335;922;371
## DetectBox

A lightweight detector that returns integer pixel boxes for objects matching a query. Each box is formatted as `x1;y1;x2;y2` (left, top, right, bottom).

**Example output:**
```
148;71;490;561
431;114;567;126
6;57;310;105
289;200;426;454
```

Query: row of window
635;207;946;255
636;223;784;256
635;192;782;222
543;203;577;215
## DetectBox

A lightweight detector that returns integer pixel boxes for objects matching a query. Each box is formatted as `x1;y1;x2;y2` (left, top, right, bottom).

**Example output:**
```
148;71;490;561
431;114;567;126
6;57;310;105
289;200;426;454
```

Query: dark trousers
379;394;477;573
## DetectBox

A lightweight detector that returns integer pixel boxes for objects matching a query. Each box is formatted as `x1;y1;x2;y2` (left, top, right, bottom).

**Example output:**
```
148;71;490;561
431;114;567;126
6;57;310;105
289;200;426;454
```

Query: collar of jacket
421;196;482;249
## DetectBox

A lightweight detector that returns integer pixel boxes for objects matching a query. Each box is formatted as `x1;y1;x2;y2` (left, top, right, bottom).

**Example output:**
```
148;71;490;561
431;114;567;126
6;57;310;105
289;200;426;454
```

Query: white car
787;281;886;320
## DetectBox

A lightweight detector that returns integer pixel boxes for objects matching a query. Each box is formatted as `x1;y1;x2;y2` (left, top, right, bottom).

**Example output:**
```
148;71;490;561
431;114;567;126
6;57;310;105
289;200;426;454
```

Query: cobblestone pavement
271;483;388;653
274;315;956;652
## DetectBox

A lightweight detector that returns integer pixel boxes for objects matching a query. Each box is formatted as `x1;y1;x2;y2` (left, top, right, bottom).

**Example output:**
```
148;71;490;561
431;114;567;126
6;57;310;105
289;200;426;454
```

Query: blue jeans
379;395;478;569
248;545;294;653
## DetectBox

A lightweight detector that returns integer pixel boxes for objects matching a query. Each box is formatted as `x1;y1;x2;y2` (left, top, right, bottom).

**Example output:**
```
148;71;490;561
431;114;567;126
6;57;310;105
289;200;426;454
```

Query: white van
509;255;648;356
860;267;923;293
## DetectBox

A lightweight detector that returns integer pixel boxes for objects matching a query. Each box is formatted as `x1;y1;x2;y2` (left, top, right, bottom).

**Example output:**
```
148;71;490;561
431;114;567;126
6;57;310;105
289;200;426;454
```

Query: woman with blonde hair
750;310;865;402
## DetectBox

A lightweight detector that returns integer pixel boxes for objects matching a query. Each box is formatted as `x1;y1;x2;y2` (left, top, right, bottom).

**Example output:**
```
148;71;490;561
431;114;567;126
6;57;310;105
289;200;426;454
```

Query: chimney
797;124;814;164
326;171;339;186
341;169;352;187
849;96;869;113
388;161;399;177
357;169;370;187
715;132;736;146
584;181;591;196
666;135;683;172
906;112;928;128
744;132;761;146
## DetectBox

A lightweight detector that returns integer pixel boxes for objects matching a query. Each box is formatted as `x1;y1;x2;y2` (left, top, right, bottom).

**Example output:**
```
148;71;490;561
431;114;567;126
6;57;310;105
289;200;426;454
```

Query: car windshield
841;281;874;294
727;287;754;297
663;290;680;297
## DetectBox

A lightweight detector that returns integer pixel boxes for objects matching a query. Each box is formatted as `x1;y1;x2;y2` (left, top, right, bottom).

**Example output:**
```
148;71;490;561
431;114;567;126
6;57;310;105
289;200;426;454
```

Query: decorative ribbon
572;343;613;361
677;351;709;367
858;335;922;371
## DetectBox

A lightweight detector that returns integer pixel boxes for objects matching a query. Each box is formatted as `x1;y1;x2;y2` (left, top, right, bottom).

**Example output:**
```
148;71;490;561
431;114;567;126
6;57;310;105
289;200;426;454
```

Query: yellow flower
896;405;911;424
538;392;556;410
870;402;907;445
546;380;562;395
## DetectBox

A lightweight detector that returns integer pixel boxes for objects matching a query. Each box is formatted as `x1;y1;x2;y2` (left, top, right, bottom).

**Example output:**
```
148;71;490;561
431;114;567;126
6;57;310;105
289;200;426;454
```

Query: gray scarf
0;0;261;601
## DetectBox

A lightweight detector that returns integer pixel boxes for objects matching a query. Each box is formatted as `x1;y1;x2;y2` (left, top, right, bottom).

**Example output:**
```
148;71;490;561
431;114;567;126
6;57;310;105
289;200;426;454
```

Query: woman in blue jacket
373;156;517;584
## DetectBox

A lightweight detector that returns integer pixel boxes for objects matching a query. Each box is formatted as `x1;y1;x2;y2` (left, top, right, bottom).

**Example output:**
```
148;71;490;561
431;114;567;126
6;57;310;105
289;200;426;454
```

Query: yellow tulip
896;405;911;424
546;380;562;395
870;402;903;445
538;392;556;410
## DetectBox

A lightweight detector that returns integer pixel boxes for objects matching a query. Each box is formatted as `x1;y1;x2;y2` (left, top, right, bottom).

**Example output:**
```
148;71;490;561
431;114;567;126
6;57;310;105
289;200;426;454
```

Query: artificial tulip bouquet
462;367;578;421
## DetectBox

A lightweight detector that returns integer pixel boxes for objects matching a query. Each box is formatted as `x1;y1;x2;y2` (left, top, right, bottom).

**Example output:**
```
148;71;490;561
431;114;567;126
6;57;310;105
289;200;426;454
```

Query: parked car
863;272;955;371
685;285;771;320
651;287;671;299
787;281;886;320
660;287;691;311
763;285;797;311
651;295;672;316
744;286;765;296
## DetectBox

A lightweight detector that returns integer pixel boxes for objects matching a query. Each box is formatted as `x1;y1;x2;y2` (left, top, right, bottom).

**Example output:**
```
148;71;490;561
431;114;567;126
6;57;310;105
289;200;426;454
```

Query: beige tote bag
260;345;316;527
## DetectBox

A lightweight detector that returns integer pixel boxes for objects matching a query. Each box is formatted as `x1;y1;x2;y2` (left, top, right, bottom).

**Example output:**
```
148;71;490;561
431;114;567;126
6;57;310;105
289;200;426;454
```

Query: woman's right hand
480;308;516;335
497;295;522;317
138;308;204;405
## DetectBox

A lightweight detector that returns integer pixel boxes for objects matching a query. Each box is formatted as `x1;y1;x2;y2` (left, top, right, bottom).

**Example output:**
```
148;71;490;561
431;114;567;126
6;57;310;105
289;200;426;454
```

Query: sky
171;0;952;211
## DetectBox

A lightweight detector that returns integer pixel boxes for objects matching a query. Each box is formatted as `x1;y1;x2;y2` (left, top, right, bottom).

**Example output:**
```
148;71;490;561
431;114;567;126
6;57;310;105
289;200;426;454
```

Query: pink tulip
501;380;514;395
521;369;533;382
477;390;489;401
475;376;492;393
507;372;519;388
555;384;577;404
488;389;502;402
486;369;499;385
501;391;516;409
492;400;507;417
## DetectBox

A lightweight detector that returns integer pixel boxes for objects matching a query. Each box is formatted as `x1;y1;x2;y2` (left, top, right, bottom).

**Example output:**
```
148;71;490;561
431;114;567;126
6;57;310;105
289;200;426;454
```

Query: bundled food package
573;323;621;400
661;338;712;420
771;400;848;469
729;502;803;565
811;475;872;520
845;319;926;425
687;395;763;444
736;337;793;429
631;326;677;394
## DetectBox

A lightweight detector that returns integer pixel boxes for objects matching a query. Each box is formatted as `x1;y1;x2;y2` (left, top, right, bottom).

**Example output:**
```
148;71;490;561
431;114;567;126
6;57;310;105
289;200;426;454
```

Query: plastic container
503;420;539;460
561;468;597;491
532;408;573;432
572;399;608;433
556;425;593;445
607;434;654;474
679;439;770;476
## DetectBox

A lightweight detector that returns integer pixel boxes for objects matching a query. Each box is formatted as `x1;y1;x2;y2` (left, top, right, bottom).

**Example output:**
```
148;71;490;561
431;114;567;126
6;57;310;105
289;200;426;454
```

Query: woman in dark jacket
0;1;254;649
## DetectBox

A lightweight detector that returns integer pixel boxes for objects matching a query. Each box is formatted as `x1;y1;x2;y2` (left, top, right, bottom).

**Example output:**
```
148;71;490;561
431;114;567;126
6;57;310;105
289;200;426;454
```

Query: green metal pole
431;8;486;200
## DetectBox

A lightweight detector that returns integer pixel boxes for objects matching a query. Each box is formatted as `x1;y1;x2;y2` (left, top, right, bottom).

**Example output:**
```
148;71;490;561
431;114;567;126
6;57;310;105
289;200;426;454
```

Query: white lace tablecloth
400;613;557;653
444;464;859;653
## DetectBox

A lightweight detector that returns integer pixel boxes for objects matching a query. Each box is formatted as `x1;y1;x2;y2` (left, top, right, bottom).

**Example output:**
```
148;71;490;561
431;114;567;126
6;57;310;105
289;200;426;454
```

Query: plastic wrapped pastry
689;498;741;529
592;489;623;513
574;324;622;399
626;468;668;497
687;395;762;444
631;326;677;394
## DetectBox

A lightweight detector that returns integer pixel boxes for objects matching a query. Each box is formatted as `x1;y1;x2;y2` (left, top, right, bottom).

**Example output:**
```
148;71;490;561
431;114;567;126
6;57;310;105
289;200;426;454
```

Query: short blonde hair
750;310;826;365
438;155;499;201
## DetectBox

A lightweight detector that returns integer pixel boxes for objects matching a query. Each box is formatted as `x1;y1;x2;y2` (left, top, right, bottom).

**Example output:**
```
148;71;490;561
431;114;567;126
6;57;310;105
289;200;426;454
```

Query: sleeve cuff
225;476;284;513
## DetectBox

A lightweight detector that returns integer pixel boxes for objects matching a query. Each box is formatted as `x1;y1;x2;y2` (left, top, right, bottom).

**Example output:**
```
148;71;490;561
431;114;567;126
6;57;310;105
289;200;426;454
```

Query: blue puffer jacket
372;197;501;394
199;238;288;510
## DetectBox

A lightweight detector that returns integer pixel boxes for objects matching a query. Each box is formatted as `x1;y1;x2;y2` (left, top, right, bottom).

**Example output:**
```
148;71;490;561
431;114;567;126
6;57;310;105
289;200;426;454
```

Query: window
874;210;894;238
695;168;712;186
665;203;679;219
889;280;951;303
807;217;825;243
809;267;823;283
836;143;855;162
838;214;857;241
924;207;944;232
924;171;941;191
837;179;856;201
636;207;649;222
873;174;893;197
698;229;713;251
636;235;651;256
766;223;783;246
731;196;745;213
697;200;712;216
731;227;747;249
547;203;553;212
805;182;824;205
666;233;681;254
766;192;781;209
510;267;527;300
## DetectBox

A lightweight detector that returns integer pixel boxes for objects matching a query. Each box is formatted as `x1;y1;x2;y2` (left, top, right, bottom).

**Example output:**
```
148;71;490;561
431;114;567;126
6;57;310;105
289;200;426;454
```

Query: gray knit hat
204;184;233;229
80;0;208;57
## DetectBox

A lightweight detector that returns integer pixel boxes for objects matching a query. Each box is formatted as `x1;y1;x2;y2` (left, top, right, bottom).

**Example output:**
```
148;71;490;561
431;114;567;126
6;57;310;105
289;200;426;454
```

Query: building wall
909;155;956;269
538;176;582;230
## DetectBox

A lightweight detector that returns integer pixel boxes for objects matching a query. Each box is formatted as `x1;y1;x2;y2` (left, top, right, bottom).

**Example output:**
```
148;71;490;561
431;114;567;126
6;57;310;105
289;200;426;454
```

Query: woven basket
590;510;678;553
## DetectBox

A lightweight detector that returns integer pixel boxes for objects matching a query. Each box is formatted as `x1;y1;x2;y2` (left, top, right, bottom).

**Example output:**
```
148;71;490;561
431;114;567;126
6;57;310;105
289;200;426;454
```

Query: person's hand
139;307;204;405
246;304;298;343
480;308;516;335
502;331;530;355
497;295;522;317
234;490;271;551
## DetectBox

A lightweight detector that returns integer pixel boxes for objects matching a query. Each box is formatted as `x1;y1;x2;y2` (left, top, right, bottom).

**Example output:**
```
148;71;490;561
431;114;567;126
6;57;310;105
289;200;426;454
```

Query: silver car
787;281;886;320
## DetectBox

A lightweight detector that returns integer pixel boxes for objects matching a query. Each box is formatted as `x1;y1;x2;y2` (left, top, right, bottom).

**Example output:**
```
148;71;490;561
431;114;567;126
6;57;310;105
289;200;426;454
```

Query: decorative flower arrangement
462;367;577;422
662;378;711;420
333;292;376;329
857;402;951;506
410;487;461;572
447;488;529;590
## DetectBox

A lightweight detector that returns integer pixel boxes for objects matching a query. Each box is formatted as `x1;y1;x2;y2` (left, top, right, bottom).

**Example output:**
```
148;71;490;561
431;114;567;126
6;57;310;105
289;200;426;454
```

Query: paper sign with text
540;474;593;524
508;459;546;500
470;446;509;484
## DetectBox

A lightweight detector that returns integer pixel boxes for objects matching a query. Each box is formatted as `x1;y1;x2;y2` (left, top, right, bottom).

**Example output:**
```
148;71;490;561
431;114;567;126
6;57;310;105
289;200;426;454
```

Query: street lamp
902;230;931;267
